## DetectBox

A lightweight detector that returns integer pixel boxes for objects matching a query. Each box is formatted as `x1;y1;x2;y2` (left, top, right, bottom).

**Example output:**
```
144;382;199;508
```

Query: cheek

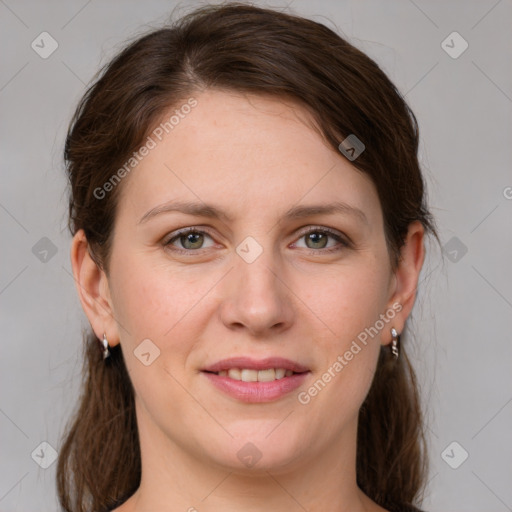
108;254;221;396
110;254;206;341
108;258;204;411
298;265;387;412
309;264;389;346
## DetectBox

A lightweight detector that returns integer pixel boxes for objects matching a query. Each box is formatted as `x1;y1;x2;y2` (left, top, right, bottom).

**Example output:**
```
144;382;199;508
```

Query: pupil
183;233;202;249
307;232;327;249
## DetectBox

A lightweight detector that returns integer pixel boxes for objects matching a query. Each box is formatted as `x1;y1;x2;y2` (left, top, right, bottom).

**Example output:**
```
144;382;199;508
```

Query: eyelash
163;226;350;256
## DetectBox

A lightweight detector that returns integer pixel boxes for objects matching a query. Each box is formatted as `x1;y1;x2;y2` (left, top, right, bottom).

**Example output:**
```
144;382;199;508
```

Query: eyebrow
139;199;368;226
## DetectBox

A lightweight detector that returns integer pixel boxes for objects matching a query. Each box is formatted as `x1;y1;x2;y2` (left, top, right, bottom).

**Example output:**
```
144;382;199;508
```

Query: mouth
201;357;310;402
203;367;301;382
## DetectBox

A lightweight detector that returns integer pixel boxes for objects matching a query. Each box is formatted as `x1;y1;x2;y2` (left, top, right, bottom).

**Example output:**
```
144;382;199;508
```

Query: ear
384;220;425;345
70;229;120;347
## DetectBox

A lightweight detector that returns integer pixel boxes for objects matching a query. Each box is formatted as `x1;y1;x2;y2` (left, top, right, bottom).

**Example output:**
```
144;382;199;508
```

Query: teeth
257;368;276;382
228;368;241;380
218;368;294;381
241;369;258;382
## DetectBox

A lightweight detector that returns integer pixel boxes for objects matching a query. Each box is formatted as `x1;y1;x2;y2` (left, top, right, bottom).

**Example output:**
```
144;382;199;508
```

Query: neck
124;402;375;512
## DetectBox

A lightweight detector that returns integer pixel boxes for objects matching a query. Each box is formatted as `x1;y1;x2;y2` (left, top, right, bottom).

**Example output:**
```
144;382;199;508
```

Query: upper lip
201;356;310;373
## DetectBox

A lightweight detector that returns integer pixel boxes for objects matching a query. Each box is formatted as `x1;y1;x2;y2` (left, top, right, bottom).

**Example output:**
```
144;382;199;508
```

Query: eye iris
306;232;328;249
181;232;203;249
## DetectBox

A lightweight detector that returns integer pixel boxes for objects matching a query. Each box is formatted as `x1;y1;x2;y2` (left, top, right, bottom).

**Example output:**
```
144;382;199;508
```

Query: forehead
117;89;382;228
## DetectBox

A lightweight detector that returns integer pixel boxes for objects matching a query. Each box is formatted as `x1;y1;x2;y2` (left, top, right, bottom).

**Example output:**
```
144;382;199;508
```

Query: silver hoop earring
100;332;111;359
390;327;399;360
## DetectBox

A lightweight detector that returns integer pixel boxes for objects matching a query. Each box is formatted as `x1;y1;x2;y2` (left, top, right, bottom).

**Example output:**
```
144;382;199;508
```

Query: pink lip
201;357;310;403
202;371;310;403
201;356;309;373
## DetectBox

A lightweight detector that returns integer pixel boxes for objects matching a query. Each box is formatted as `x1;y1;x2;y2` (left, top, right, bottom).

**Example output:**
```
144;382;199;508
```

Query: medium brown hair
58;3;440;512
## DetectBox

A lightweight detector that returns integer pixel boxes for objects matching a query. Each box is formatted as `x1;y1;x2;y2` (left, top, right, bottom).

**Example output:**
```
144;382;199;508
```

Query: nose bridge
220;234;294;334
238;240;278;292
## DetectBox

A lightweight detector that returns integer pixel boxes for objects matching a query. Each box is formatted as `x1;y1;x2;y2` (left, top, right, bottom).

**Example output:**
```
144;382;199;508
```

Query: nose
218;245;295;338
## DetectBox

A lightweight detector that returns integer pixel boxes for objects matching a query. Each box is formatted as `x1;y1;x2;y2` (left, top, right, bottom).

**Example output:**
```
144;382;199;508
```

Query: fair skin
71;89;425;512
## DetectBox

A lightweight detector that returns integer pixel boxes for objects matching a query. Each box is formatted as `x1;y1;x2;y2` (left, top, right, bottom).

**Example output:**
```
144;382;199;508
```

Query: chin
206;424;310;474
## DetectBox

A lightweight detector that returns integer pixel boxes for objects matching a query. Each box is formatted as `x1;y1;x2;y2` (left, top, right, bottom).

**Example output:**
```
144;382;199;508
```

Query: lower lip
202;371;310;403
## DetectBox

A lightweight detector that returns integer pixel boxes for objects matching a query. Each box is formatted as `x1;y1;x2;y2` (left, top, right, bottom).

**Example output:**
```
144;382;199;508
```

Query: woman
57;3;440;512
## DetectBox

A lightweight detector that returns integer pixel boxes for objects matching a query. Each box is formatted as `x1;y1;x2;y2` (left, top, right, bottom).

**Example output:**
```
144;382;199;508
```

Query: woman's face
90;89;419;473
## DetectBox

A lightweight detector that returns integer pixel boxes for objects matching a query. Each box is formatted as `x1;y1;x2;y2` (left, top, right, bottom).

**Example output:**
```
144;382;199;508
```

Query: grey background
1;0;511;511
